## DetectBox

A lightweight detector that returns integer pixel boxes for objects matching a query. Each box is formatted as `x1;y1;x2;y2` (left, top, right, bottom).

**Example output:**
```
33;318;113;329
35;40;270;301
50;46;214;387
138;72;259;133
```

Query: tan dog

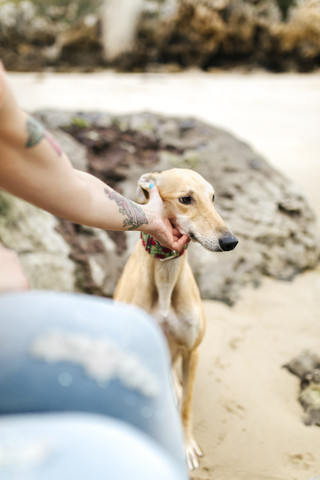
114;168;238;470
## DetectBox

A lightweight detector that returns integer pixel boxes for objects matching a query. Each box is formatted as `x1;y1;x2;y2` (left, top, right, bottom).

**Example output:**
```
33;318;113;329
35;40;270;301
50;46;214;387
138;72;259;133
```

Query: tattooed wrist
104;187;149;230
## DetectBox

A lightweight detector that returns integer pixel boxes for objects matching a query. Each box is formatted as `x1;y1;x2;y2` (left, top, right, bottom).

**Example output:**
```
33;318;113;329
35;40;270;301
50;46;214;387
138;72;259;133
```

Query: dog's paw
186;437;203;470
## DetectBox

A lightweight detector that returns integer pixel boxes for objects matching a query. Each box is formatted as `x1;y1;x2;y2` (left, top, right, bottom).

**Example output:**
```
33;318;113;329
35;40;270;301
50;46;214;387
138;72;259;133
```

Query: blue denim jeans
0;291;188;479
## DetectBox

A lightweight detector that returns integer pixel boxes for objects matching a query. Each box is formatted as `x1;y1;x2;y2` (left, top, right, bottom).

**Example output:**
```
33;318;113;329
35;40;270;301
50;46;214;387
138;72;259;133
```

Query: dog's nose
219;234;238;251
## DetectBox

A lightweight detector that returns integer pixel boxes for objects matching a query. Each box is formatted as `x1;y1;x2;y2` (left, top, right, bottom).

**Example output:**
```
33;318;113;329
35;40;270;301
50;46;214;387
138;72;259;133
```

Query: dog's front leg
154;259;182;317
181;348;203;470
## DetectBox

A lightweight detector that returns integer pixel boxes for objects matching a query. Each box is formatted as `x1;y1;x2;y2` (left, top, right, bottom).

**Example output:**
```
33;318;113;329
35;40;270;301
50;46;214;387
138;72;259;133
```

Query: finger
172;227;182;238
172;234;190;252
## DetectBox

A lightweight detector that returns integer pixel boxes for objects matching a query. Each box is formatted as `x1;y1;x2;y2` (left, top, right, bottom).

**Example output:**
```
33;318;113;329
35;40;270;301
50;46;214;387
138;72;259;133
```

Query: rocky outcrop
127;0;320;72
284;351;320;427
0;110;319;304
0;0;103;71
1;0;320;72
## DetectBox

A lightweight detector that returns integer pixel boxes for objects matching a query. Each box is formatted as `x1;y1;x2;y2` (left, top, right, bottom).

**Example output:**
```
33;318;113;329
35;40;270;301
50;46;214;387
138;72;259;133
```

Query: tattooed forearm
104;187;149;230
25;116;62;156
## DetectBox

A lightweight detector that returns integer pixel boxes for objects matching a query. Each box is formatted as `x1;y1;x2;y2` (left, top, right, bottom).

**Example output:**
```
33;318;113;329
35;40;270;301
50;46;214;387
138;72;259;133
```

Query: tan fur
114;168;237;470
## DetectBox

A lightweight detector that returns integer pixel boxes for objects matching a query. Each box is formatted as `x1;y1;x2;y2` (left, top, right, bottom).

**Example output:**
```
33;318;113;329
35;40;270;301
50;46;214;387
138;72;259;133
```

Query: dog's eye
179;196;192;205
212;194;215;202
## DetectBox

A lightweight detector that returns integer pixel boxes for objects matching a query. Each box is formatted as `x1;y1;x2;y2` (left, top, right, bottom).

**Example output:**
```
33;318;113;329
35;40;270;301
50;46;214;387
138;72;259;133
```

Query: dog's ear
136;172;159;204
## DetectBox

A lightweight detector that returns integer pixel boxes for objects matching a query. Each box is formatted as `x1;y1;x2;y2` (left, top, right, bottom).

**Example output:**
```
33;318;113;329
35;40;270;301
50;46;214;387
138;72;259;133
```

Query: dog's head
137;168;238;252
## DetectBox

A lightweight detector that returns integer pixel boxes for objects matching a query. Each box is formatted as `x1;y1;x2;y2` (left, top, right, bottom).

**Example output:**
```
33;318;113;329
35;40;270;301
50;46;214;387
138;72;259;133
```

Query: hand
142;184;190;251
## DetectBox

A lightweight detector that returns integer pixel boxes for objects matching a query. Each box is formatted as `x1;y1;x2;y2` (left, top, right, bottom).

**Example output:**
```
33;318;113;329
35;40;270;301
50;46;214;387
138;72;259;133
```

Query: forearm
0;137;150;232
69;170;151;232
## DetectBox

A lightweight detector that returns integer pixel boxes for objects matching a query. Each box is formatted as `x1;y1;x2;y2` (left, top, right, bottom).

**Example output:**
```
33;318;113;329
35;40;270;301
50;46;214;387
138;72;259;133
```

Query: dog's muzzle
219;233;238;251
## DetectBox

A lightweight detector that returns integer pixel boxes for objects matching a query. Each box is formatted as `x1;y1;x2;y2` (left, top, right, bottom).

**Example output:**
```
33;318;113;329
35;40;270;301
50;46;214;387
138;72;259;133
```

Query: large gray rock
0;190;75;291
0;110;319;304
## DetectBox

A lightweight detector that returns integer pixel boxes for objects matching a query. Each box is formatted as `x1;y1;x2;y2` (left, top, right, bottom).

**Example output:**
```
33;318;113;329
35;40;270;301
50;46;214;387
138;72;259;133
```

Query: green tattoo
25;116;45;148
25;116;63;156
104;187;149;230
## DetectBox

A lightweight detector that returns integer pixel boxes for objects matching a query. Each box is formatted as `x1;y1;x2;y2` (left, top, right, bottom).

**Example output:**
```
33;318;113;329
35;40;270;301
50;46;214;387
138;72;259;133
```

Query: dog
114;168;238;470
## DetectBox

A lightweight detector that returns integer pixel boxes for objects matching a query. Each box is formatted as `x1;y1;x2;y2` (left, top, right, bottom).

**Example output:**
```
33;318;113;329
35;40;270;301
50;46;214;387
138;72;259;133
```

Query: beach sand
9;70;320;479
194;270;320;480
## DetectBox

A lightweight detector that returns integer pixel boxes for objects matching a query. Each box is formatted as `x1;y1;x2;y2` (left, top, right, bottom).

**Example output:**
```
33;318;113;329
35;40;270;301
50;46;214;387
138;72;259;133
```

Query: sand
195;270;320;480
8;70;320;479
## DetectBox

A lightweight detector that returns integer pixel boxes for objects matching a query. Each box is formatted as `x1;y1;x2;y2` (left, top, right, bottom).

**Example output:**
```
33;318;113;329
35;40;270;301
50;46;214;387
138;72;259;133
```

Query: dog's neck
140;232;188;262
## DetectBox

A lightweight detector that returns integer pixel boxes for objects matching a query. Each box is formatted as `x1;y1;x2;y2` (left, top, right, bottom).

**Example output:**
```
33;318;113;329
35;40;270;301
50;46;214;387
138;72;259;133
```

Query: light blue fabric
0;413;186;480
0;291;188;479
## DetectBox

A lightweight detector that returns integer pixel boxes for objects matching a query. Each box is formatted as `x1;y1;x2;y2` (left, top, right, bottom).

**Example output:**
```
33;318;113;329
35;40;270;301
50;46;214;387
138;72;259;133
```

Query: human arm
0;64;188;251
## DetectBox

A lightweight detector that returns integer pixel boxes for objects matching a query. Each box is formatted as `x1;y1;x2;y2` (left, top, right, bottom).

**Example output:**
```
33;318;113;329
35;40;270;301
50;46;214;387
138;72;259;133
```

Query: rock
0;0;102;71
0;191;75;291
110;0;320;72
45;129;88;172
284;351;320;427
300;383;320;409
55;220;125;296
0;1;57;71
271;0;320;71
1;0;320;72
0;190;124;297
53;15;103;69
283;351;320;380
0;109;318;304
301;384;320;427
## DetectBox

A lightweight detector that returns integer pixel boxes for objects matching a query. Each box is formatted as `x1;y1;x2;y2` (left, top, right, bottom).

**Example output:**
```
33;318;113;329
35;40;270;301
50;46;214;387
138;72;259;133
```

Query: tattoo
104;187;149;230
25;116;45;148
25;116;62;156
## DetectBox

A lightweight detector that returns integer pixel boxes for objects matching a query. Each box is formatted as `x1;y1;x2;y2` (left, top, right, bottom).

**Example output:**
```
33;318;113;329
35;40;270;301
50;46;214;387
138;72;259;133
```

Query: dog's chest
153;306;201;352
151;258;203;351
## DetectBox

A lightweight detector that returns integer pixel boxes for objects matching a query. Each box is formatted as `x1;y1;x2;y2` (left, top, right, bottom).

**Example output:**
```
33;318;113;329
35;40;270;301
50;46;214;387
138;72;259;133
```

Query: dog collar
141;232;188;262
